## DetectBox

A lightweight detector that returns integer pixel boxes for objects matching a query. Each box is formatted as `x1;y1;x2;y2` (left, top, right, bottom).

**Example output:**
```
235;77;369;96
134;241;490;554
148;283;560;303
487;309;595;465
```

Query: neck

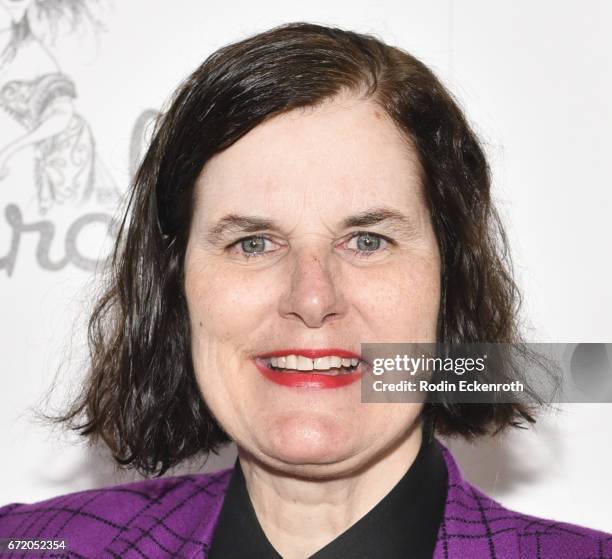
238;423;423;559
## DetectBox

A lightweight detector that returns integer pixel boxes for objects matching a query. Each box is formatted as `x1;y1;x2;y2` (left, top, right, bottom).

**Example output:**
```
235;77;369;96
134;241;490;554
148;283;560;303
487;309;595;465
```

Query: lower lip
254;358;363;389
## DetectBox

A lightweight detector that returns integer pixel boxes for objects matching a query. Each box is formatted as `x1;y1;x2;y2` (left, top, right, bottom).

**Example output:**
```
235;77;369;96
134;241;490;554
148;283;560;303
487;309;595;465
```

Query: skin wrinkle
204;207;422;248
184;92;441;559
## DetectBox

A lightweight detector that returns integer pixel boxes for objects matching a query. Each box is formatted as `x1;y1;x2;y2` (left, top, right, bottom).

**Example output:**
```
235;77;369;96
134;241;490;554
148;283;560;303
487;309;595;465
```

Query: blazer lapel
433;442;520;559
101;468;232;558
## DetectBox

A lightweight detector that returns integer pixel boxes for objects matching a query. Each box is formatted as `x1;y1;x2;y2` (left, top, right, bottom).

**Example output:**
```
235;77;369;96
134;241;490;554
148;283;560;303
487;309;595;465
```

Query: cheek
184;263;261;422
349;257;440;339
184;259;281;406
185;262;272;342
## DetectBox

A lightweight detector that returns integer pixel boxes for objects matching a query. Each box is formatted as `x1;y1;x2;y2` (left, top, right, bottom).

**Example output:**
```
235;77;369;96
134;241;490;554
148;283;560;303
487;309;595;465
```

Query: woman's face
184;93;441;477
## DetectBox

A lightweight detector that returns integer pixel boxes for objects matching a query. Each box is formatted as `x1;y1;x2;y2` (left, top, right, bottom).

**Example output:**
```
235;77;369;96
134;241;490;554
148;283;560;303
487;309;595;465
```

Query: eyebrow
206;207;418;244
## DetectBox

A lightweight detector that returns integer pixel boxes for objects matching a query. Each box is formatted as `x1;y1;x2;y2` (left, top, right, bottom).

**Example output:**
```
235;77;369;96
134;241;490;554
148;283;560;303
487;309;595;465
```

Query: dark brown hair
55;22;542;476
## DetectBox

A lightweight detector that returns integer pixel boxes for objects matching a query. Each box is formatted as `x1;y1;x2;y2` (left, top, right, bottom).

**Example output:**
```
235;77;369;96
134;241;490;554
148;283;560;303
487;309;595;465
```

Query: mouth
253;348;366;388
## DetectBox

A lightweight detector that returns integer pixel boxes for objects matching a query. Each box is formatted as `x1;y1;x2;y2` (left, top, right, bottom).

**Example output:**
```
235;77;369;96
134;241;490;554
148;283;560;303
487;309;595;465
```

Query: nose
278;245;347;328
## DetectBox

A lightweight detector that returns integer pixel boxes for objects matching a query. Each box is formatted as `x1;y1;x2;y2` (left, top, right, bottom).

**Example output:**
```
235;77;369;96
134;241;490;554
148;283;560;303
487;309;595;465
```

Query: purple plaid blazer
1;441;610;558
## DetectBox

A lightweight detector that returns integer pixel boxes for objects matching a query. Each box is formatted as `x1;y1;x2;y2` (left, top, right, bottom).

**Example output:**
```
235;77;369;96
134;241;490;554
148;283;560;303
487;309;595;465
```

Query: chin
256;411;362;474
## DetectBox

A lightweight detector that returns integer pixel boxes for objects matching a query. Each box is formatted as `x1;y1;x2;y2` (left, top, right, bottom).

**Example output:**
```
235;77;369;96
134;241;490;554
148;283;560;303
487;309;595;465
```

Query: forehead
193;95;424;221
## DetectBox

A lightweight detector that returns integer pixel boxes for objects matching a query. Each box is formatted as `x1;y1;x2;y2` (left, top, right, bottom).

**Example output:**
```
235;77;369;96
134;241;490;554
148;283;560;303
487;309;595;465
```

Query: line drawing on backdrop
0;0;158;276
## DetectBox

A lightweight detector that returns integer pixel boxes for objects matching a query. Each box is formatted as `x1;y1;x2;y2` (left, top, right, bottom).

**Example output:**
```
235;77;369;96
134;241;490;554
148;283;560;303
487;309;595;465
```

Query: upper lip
256;348;364;361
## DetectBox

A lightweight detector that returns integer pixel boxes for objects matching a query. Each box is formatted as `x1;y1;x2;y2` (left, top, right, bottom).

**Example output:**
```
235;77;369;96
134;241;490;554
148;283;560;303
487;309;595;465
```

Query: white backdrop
1;0;611;533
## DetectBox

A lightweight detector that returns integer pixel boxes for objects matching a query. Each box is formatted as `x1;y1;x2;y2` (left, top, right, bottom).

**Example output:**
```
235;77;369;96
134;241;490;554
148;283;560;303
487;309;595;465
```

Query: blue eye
237;236;272;258
229;231;392;260
347;232;391;257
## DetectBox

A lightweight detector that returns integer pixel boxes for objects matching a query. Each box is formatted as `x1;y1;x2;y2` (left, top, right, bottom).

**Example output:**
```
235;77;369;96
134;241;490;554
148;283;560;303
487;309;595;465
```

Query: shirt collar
208;433;447;559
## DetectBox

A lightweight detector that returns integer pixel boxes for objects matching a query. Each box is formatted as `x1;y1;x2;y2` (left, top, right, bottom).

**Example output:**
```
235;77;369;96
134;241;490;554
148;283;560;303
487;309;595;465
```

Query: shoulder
435;441;612;559
0;468;233;558
512;507;612;559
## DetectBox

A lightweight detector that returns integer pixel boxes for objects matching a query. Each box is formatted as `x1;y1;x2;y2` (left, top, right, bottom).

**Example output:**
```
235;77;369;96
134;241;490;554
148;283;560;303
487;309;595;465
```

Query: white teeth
296;355;314;371
266;354;360;373
314;357;331;370
329;356;342;368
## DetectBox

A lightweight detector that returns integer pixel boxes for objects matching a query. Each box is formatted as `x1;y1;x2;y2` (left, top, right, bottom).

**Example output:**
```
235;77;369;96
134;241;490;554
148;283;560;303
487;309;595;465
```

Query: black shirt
208;434;448;558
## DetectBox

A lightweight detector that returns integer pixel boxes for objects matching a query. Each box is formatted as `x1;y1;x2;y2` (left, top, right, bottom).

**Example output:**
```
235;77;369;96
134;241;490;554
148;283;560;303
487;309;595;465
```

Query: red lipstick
254;348;363;389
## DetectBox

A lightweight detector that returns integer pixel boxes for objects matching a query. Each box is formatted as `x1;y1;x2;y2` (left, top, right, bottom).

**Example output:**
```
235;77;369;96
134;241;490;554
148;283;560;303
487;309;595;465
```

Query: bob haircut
56;22;542;476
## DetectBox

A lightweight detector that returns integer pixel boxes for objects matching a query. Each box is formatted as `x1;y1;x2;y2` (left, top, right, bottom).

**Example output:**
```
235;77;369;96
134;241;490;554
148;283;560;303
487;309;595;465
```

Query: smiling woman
0;21;610;559
184;92;441;480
